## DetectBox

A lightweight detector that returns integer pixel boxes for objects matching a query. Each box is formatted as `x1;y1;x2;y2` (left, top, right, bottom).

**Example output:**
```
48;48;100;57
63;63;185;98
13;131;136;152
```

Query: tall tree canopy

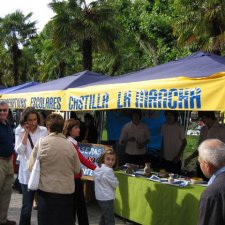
49;0;119;70
0;10;36;85
172;0;225;55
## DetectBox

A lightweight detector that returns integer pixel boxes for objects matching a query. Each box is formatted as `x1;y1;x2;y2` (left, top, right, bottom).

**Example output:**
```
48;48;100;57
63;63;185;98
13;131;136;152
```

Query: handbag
28;139;41;191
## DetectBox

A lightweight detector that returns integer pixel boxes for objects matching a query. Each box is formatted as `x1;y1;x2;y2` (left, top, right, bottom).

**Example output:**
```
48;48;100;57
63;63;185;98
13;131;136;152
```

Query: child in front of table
93;148;119;225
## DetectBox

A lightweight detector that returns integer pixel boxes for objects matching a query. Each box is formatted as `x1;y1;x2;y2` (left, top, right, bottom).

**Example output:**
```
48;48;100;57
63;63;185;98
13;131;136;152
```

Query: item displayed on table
149;175;189;187
123;163;139;175
125;167;134;174
143;163;152;177
158;169;169;178
190;177;203;184
168;175;175;184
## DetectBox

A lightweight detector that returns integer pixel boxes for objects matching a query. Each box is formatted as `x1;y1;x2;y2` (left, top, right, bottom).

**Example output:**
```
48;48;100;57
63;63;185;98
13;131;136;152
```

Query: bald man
198;139;225;225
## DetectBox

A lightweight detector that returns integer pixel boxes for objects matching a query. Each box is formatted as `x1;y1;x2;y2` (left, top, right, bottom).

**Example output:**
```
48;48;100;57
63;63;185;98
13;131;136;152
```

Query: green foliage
31;22;83;81
0;0;224;85
172;0;225;54
0;10;37;85
49;0;119;70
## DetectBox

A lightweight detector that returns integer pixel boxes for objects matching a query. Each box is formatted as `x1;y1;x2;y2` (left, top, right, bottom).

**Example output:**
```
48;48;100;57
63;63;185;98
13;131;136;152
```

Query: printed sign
77;143;105;176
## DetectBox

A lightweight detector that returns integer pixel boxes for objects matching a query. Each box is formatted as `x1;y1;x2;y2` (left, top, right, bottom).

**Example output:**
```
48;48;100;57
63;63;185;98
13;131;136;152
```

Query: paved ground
8;190;125;225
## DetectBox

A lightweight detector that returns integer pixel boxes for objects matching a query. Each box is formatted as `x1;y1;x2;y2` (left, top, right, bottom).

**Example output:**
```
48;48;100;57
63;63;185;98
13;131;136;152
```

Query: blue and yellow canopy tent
0;71;108;110
0;85;6;91
66;52;225;111
1;52;225;111
0;82;39;94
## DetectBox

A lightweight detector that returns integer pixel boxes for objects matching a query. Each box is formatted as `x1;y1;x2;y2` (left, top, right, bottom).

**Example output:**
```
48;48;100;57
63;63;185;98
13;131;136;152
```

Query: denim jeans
19;184;35;225
98;200;115;225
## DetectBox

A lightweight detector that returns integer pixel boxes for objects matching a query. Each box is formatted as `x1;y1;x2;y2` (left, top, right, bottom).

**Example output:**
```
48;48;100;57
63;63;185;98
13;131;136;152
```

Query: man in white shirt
119;109;150;165
161;110;187;174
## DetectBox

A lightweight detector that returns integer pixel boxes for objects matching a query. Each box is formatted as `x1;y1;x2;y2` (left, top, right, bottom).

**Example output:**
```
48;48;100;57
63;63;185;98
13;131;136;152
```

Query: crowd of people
1;102;225;225
0;102;118;225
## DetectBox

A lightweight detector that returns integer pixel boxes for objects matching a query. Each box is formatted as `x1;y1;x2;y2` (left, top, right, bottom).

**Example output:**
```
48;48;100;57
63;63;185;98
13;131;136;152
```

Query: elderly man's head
198;139;225;178
0;101;9;123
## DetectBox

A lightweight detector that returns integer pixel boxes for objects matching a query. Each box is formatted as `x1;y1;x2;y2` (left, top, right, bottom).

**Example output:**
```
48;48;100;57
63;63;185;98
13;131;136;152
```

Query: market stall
0;81;39;95
0;70;108;110
66;52;225;111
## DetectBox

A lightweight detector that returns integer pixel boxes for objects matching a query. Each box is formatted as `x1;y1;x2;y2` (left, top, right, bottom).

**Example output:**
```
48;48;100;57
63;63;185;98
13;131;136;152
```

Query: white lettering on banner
77;143;105;176
30;97;61;110
1;98;27;109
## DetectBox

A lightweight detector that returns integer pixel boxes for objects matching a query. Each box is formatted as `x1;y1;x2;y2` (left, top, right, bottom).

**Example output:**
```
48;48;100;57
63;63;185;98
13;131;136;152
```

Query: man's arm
173;138;187;162
198;193;222;225
184;150;198;166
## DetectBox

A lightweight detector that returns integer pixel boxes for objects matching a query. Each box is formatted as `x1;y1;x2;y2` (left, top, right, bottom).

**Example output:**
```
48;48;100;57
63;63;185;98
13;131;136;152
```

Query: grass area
184;135;199;171
184;135;199;158
101;129;108;141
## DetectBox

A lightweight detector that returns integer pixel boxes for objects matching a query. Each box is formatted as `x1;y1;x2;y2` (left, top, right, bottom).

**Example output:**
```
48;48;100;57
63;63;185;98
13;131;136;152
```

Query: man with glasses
0;101;16;225
198;139;225;225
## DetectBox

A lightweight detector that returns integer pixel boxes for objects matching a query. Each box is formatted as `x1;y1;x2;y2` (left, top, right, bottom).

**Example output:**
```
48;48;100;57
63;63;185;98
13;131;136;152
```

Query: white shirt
120;121;150;155
93;164;119;201
67;136;77;145
15;125;48;185
161;122;186;160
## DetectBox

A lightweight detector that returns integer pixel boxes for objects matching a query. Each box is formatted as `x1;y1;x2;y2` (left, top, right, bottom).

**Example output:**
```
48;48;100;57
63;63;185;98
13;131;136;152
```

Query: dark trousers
98;200;115;225
162;159;182;174
125;153;147;166
147;154;161;170
38;190;74;225
74;178;89;225
19;184;36;225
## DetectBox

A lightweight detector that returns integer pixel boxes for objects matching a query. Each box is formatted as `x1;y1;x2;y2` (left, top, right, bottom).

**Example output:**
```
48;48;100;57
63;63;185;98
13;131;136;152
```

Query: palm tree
0;10;37;85
173;0;225;55
49;0;119;70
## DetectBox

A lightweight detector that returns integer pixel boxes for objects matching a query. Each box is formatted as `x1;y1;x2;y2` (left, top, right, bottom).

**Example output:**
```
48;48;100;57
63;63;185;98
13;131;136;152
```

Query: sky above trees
0;0;94;31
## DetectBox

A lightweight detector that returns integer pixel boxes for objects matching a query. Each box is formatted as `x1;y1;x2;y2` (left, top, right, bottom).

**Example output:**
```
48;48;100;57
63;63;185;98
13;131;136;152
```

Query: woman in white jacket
15;107;48;225
93;148;119;225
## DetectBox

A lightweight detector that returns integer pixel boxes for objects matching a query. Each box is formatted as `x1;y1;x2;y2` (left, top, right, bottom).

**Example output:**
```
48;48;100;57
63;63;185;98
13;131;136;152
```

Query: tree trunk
21;61;27;82
82;39;92;70
11;43;20;85
0;71;3;85
58;60;66;78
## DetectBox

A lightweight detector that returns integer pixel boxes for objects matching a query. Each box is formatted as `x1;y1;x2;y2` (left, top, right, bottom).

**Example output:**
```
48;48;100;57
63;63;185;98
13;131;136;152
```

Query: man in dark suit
0;101;16;225
198;139;225;225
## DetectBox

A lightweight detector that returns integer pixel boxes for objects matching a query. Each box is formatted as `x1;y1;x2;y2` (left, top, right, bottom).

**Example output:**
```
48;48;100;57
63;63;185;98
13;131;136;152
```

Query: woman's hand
23;123;30;133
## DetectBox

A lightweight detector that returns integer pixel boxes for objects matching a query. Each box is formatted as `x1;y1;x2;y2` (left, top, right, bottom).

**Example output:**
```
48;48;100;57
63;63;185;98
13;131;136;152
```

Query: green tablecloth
114;172;206;225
